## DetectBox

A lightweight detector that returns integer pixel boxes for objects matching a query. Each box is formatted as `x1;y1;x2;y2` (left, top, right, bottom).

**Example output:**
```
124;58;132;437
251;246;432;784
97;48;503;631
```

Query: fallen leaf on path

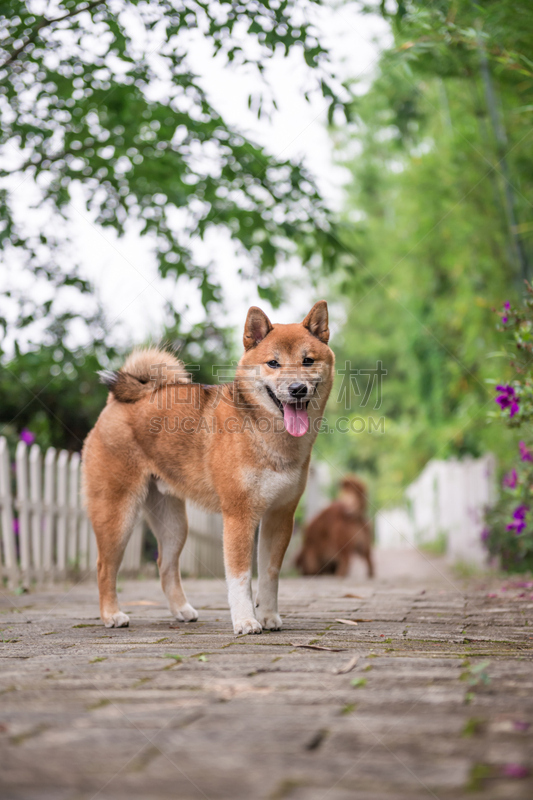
500;764;529;779
333;656;359;675
290;643;347;652
342;593;363;599
124;601;162;606
335;619;359;626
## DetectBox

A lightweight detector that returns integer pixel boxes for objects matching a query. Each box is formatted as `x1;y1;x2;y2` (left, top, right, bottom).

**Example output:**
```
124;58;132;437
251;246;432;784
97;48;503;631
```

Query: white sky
5;2;390;351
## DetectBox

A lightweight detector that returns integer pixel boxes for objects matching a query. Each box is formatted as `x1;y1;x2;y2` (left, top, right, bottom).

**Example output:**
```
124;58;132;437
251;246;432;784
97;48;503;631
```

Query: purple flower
19;428;35;445
13;518;19;535
506;505;529;535
500;763;529;779
480;527;490;542
513;721;530;732
495;385;519;417
503;469;518;489
502;300;511;323
519;441;533;462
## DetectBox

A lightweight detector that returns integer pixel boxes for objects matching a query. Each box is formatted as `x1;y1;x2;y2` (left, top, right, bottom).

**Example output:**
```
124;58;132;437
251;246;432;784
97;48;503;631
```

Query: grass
340;703;357;715
462;718;484;737
72;623;99;628
460;661;491;687
453;561;483;580
162;653;183;667
270;779;303;799
87;698;111;710
419;532;447;556
132;676;152;688
466;763;491;791
10;724;48;745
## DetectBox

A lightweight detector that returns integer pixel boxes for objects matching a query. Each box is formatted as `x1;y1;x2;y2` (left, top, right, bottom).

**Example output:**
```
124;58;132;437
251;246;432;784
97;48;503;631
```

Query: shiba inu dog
82;301;334;634
295;475;374;578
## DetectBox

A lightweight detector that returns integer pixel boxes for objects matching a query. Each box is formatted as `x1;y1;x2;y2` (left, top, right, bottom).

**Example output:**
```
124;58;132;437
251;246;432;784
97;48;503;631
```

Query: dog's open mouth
266;387;309;438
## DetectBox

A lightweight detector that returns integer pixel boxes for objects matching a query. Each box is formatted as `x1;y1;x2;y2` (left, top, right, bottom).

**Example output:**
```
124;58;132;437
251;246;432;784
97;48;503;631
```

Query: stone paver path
1;549;532;800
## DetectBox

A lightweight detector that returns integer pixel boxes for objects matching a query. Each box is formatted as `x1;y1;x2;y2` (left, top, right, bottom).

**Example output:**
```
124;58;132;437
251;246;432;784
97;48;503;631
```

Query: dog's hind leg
83;429;148;628
335;550;351;578
92;492;142;628
255;503;297;630
143;481;198;622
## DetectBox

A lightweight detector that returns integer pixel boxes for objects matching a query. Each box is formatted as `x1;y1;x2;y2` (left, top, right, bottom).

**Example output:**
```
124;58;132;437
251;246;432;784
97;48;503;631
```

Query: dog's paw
104;611;130;628
258;612;282;631
233;617;262;635
174;603;198;622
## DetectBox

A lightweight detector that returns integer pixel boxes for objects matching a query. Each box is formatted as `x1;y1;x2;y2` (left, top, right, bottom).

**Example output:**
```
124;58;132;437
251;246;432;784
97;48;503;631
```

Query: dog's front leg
256;503;296;630
223;513;261;635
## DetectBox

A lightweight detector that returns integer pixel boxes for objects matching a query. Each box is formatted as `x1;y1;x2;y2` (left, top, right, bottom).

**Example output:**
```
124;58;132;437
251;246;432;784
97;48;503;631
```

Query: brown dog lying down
295;476;374;578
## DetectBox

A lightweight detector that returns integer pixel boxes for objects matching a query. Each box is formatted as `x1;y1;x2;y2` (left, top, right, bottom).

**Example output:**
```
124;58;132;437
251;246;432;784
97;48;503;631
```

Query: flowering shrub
19;429;36;446
483;288;533;571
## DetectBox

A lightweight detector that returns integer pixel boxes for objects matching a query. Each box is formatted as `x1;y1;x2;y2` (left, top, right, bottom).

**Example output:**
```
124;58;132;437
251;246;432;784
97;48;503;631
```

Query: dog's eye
303;357;315;366
267;360;281;369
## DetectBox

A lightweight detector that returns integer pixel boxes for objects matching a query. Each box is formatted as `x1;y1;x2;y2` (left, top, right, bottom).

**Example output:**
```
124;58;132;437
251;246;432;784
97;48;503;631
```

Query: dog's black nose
288;382;308;399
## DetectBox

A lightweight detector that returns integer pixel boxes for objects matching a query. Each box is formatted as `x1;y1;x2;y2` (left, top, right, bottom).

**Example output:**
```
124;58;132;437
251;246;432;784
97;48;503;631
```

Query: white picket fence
0;437;224;586
375;454;497;565
182;502;225;580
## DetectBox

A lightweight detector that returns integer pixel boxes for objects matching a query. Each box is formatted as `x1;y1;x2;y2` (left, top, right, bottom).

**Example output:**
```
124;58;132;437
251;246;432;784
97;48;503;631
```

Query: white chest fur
155;478;172;495
242;465;303;511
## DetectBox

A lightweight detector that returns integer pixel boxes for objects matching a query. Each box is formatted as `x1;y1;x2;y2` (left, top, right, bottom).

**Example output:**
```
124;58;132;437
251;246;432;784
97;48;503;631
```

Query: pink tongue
282;403;309;437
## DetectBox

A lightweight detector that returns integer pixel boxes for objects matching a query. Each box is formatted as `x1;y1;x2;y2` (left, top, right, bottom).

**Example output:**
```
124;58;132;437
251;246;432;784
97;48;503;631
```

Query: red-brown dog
82;302;334;634
295;476;374;578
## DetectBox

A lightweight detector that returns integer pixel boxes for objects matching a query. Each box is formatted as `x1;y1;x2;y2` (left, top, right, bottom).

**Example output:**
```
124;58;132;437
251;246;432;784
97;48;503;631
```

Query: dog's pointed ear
243;306;273;350
302;300;329;343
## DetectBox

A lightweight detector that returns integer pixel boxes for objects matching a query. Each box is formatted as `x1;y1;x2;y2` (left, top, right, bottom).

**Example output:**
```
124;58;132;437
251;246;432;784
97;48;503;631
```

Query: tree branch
0;0;105;70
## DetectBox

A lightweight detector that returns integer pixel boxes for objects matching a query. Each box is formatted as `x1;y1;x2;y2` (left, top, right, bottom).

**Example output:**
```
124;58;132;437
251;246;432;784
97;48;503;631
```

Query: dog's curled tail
99;347;190;403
